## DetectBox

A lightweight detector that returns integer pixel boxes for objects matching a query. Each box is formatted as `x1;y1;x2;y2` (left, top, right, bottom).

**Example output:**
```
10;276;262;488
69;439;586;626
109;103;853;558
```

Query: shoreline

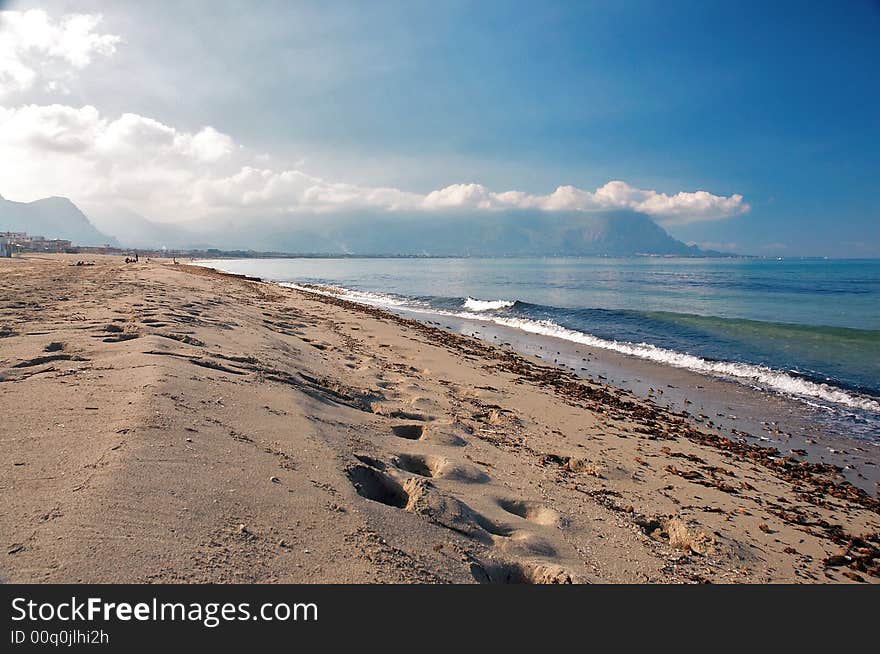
196;258;880;424
412;312;880;492
1;254;878;583
272;275;880;502
199;263;879;493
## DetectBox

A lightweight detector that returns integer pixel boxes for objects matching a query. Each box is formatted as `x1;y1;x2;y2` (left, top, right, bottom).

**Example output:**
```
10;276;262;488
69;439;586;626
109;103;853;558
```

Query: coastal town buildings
0;232;73;254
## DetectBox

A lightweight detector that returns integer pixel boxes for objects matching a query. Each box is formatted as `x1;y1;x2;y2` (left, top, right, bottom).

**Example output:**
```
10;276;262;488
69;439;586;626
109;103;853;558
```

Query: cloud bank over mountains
0;9;749;232
417;181;746;225
0;102;749;227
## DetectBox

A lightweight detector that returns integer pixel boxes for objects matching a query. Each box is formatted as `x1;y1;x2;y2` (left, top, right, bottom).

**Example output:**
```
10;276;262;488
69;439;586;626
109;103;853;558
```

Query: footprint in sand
496;531;559;559
372;405;433;421
346;464;409;508
472;513;515;537
472;503;563;562
496;498;563;528
347;443;576;584
353;453;387;469
390;424;466;447
392;453;489;483
469;559;575;585
391;424;424;440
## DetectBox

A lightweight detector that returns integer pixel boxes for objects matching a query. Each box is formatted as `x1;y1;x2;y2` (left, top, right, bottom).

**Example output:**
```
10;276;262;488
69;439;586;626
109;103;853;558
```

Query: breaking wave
468;315;880;414
462;297;515;312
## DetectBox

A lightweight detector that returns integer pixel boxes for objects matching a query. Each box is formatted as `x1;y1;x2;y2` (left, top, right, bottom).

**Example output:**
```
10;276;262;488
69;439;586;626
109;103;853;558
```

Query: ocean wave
462;297;515;312
281;283;415;308
281;281;880;415
469;315;880;413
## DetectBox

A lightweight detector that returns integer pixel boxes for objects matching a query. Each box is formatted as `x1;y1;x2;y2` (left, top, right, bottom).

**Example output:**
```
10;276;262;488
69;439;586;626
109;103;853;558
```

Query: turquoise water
200;256;880;435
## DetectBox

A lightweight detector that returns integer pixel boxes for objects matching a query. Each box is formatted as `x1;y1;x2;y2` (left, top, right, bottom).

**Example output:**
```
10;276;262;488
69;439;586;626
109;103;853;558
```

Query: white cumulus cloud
0;10;120;95
0;104;237;215
0;102;748;225
418;179;747;224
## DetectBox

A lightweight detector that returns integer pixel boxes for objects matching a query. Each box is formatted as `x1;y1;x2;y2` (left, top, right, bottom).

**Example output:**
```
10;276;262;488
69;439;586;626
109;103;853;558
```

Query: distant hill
184;209;717;256
0;194;115;246
0;193;728;257
85;205;201;249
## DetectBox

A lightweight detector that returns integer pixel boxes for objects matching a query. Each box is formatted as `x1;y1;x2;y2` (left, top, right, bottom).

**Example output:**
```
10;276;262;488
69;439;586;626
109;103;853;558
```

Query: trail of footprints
346;407;578;584
10;276;577;584
275;308;582;583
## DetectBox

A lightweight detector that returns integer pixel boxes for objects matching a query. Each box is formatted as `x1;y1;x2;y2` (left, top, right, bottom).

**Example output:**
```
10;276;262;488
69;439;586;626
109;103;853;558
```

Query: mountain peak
178;208;716;256
0;194;115;246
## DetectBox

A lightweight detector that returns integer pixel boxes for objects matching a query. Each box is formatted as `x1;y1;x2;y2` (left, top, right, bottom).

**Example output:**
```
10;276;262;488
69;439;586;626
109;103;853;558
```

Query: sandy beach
1;254;877;583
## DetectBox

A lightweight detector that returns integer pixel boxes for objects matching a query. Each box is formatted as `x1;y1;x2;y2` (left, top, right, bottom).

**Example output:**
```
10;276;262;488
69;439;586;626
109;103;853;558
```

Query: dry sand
1;254;877;583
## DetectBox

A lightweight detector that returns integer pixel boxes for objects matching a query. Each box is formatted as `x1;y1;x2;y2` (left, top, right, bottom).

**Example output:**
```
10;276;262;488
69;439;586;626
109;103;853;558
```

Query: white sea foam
465;315;880;414
282;281;880;415
462;297;515;312
280;283;428;310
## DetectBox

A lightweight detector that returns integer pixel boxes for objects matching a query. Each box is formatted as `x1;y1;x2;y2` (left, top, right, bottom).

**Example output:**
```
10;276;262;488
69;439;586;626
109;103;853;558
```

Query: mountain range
0;194;116;246
1;194;723;256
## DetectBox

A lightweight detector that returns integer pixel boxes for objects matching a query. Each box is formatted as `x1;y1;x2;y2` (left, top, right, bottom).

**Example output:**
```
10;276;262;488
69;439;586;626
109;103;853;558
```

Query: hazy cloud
0;10;120;95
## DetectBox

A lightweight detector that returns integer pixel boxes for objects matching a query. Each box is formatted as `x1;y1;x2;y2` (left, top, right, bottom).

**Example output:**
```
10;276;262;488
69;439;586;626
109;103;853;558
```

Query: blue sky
2;0;878;256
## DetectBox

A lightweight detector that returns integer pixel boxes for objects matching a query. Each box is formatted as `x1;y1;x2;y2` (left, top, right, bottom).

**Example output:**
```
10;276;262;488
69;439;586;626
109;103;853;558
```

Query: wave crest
463;297;515;312
480;316;880;413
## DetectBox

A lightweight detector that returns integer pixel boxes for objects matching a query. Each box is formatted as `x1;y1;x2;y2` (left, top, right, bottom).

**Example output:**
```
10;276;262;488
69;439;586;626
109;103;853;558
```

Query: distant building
0;232;72;253
35;238;73;253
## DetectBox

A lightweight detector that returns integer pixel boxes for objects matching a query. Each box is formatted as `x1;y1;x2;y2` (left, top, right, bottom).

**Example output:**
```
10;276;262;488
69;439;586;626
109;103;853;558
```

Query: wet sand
419;314;880;493
0;254;877;583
